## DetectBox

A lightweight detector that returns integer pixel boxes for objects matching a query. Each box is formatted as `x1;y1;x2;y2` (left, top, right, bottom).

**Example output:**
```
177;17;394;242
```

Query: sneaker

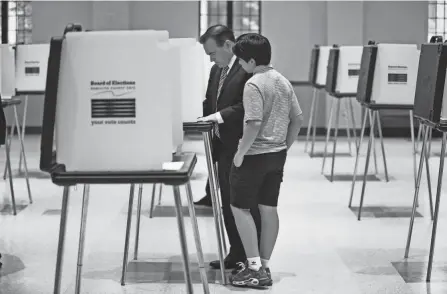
230;263;272;287
265;268;272;286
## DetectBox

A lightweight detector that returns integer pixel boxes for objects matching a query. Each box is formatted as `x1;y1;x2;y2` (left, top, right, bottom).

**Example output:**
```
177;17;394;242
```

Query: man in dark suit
197;25;261;270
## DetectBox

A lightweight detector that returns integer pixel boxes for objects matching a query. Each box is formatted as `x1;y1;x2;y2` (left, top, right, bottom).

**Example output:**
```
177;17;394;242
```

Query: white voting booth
0;44;16;98
369;44;419;105
15;44;50;93
55;30;182;171
333;46;362;93
315;46;331;86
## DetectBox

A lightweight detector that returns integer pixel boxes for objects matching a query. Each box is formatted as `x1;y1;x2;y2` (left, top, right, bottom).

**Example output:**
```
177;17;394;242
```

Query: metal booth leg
348;107;368;208
185;182;210;294
310;89;320;156
203;130;226;284
121;184;136;286
405;125;430;258
424;135;434;220
305;88;317;152
344;101;353;155
18;95;28;173
4;130;16;215
357;110;376;221
410;110;417;188
172;185;194;294
375;111;389;182
158;184;163;205
13;105;32;203
348;99;358;152
329;98;341;181
75;185;91;294
53;186;71;294
321;97;335;174
3;114;16;180
426;132;447;282
416;123;422;154
149;183;157;218
134;184;144;260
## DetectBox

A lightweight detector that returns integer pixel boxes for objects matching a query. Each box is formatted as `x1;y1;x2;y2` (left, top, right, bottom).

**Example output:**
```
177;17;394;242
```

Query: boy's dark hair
232;33;271;66
199;24;235;47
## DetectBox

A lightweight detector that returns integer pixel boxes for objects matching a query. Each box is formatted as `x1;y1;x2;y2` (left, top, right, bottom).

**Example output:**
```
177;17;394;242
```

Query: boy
229;33;303;287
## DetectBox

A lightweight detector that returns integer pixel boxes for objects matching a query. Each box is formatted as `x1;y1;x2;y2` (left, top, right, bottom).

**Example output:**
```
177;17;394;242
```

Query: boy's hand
233;151;245;167
197;114;218;122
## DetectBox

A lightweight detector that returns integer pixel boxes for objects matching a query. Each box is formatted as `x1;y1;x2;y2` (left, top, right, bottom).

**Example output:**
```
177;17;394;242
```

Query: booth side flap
414;43;447;123
356;46;377;104
40;37;63;173
309;48;319;85
325;48;339;94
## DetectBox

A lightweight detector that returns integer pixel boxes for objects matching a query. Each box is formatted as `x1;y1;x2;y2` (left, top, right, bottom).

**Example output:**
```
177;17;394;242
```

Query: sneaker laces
235;261;246;274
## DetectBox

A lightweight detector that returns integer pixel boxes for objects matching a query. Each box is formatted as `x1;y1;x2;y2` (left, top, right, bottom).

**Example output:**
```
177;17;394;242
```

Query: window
0;1;32;45
428;1;447;40
199;0;261;38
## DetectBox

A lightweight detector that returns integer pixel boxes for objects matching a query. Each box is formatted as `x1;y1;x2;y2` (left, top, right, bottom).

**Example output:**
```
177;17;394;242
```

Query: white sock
261;258;269;269
247;257;261;271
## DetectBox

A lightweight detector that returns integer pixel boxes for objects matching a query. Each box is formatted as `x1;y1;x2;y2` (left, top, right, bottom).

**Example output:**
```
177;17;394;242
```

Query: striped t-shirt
241;66;302;156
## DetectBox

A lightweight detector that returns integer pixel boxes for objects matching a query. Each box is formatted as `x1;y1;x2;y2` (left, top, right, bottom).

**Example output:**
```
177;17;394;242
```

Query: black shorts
230;149;287;209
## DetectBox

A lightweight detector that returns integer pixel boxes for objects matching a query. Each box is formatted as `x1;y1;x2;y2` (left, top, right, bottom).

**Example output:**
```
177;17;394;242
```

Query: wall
9;1;199;129
262;1;428;134
12;1;428;135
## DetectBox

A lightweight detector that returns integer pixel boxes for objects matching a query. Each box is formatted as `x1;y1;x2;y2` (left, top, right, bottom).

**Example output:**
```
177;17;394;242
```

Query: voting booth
15;44;50;94
0;45;16;97
357;43;419;106
46;30;184;171
326;45;362;94
40;25;210;294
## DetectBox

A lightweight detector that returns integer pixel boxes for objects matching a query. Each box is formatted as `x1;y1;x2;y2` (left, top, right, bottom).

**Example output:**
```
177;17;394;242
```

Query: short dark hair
199;24;235;47
232;33;271;66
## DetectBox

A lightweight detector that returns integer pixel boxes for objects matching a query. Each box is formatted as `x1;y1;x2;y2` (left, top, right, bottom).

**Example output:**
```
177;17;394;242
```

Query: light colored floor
1;133;447;294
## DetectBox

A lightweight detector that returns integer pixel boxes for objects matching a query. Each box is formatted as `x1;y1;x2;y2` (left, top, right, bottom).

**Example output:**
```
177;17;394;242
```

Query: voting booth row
0;43;51;215
37;24;219;294
305;36;447;281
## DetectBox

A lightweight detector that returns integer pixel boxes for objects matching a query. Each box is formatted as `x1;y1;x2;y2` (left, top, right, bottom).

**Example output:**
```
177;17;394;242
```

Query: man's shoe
230;264;272;287
265;268;273;286
194;195;212;208
209;256;242;270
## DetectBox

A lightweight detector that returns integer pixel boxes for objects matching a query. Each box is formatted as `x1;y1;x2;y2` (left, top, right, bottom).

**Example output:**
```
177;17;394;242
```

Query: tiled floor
1;134;447;293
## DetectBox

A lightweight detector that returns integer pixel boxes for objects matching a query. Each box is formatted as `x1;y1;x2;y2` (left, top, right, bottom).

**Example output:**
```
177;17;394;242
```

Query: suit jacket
203;60;251;152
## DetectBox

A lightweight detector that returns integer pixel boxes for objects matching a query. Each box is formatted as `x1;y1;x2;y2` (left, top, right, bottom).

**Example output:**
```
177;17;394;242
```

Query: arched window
199;0;261;38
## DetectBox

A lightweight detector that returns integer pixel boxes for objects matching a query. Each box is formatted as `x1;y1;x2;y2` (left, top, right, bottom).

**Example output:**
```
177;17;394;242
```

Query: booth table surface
48;152;196;186
183;121;213;132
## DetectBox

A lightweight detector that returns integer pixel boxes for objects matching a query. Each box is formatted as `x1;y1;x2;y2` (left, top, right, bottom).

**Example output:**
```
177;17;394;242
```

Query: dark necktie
215;66;229;138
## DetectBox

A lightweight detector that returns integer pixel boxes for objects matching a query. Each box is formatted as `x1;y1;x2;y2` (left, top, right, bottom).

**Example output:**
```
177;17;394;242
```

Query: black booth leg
3;121;15;181
348;107;368;208
375;111;389;182
149;183;157;218
172;185;194;294
405;125;430;258
134;184;144;260
53;186;70;294
121;184;135;286
75;185;90;294
330;99;341;182
4;136;16;215
321;98;335;174
424;139;435;220
310;89;320;156
358;111;376;221
185;182;210;294
427;133;447;282
305;88;317;152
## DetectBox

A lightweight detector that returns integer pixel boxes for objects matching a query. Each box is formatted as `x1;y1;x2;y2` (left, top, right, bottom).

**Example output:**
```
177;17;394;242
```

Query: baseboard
7;126;42;135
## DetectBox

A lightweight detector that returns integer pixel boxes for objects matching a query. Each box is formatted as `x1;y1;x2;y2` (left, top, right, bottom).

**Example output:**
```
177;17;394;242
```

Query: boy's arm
236;83;263;156
286;92;304;150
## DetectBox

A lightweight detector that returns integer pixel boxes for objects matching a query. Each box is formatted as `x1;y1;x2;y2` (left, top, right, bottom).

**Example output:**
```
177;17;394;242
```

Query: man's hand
197;113;218;122
233;151;245;167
